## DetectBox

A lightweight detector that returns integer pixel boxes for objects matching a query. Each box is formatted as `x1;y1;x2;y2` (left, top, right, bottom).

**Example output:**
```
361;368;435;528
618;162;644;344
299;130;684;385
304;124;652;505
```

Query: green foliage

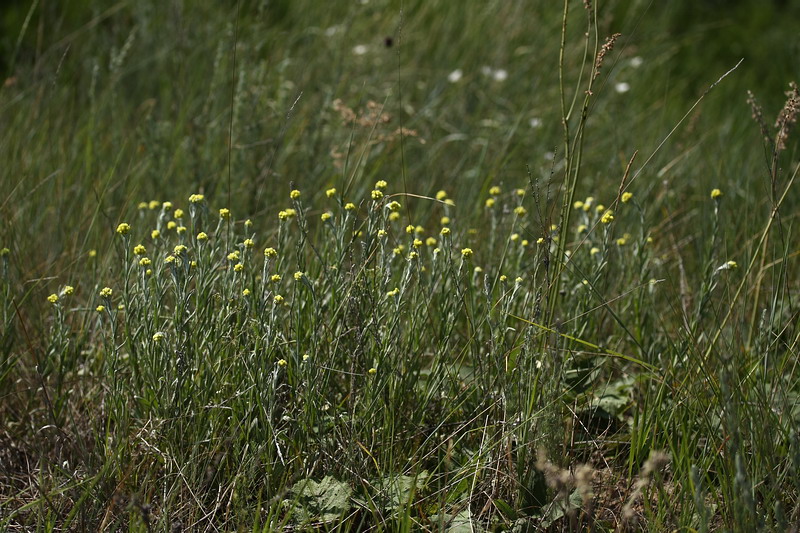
1;1;799;531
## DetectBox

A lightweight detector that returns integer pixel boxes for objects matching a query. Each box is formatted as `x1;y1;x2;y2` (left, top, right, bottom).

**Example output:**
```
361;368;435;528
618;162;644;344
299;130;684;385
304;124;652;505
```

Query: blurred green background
0;0;798;294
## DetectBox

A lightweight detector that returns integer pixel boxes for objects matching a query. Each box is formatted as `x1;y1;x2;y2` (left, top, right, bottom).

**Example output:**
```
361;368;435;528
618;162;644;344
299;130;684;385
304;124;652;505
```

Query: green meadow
1;1;799;530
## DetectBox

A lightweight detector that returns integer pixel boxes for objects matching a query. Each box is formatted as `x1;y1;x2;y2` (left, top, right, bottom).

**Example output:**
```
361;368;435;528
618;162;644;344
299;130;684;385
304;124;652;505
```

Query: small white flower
529;117;542;128
630;56;643;68
480;65;492;76
324;26;340;37
614;82;631;93
447;69;463;83
492;69;508;82
544;151;555;161
353;44;368;56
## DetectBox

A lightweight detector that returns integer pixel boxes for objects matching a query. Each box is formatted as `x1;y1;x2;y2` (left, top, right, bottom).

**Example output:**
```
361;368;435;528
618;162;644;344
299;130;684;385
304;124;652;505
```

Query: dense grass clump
1;1;799;531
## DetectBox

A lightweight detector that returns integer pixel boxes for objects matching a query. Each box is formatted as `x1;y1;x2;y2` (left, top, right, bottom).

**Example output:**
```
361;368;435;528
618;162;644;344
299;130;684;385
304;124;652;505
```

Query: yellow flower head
388;211;400;221
426;237;437;246
273;294;285;304
371;189;384;200
270;274;281;283
116;223;131;235
63;285;74;296
510;233;519;241
151;229;161;239
415;225;425;235
375;180;388;190
413;239;423;248
197;232;208;241
485;198;495;208
227;251;240;261
600;210;614;224
326;188;337;198
245;219;253;228
489;186;501;196
344;202;356;211
162;201;173;211
387;201;401;212
277;359;288;367
152;332;165;342
139;257;151;266
134;244;146;255
440;227;451;236
321;212;332;221
264;247;277;258
461;248;474;259
440;216;451;225
234;263;244;272
189;194;205;204
499;275;508;282
174;209;184;219
173;244;188;256
138;202;148;210
573;200;584;209
96;305;105;313
368;367;377;375
290;189;301;199
176;226;187;234
590;247;600;255
516;188;526;197
148;200;160;210
294;271;305;281
377;229;387;238
100;287;113;298
47;293;59;304
435;190;448;200
406;225;415;234
165;255;176;264
219;208;231;219
595;204;605;213
711;188;723;199
514;206;527;216
536;237;545;244
621;192;633;203
167;221;177;230
243;238;255;248
88;249;97;258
